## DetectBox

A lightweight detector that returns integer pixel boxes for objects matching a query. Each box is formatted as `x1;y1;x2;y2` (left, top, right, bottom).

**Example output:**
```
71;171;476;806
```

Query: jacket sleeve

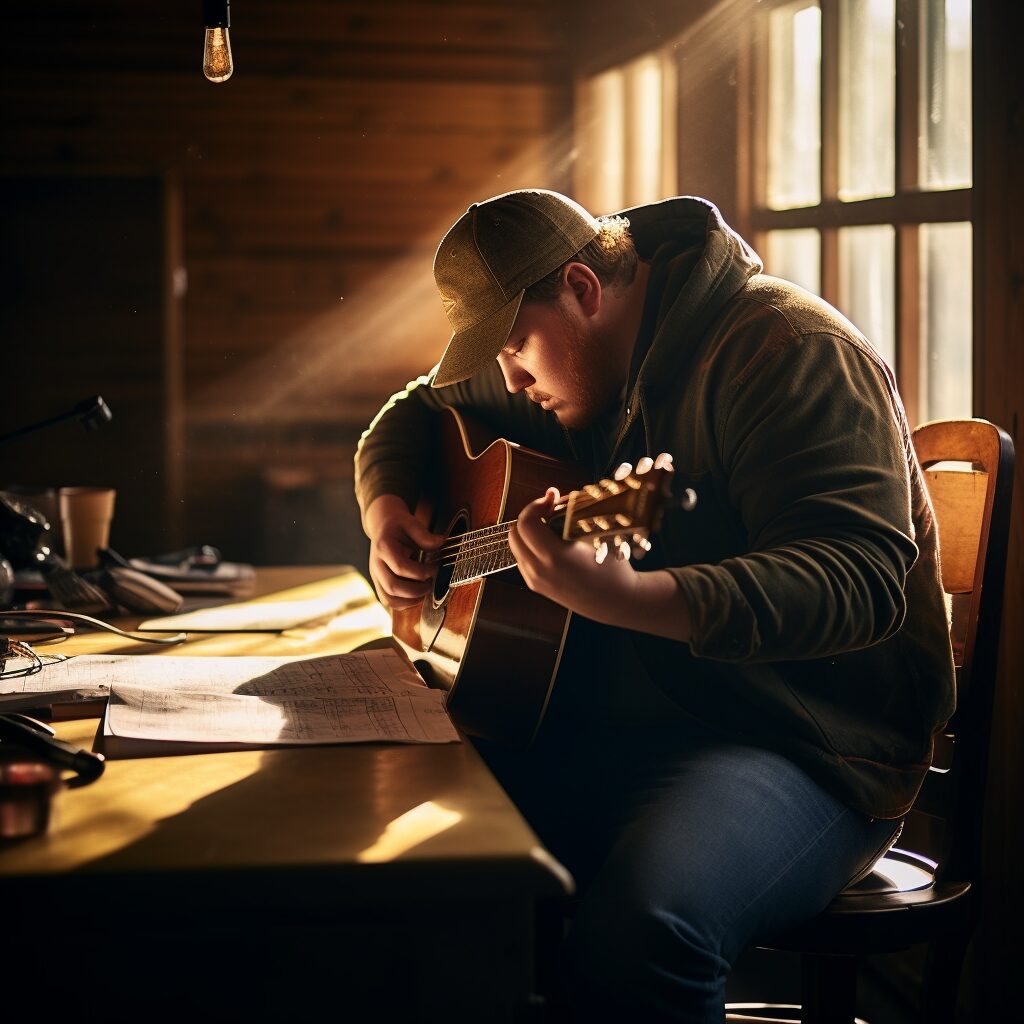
354;361;572;522
669;331;920;662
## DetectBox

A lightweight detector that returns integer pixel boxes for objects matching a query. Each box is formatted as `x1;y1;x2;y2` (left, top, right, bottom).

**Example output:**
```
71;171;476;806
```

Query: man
354;190;954;1021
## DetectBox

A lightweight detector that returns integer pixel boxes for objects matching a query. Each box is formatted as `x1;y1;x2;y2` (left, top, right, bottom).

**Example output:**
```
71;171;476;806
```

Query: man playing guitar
355;189;954;1021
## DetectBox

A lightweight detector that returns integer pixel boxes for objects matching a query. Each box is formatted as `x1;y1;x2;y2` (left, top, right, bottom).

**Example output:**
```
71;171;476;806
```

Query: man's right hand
363;494;444;611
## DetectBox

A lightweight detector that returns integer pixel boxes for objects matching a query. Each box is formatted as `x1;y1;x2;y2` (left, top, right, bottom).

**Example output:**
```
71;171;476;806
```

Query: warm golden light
357;801;462;862
204;26;233;83
190;129;579;421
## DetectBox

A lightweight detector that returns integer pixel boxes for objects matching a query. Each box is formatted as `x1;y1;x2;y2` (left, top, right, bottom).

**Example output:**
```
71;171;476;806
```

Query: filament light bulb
203;1;233;83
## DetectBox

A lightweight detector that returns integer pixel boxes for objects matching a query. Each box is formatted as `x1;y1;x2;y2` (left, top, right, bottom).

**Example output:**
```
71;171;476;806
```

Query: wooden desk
0;566;572;1022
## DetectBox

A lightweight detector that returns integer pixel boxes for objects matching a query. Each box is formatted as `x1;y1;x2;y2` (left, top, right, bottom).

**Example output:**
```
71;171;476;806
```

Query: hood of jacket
616;196;763;393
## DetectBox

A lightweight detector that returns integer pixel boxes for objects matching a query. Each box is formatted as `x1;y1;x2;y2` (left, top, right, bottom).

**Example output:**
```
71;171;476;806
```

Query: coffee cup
59;486;116;569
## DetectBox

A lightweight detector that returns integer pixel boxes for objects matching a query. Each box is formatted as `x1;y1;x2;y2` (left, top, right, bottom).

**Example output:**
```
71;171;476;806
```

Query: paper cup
59;486;116;569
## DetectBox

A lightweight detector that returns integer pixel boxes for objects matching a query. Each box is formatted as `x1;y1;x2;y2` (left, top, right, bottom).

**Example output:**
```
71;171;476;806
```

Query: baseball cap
430;189;600;388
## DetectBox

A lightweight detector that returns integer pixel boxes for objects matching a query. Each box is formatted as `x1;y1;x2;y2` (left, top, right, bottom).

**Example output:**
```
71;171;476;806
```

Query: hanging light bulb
203;0;233;83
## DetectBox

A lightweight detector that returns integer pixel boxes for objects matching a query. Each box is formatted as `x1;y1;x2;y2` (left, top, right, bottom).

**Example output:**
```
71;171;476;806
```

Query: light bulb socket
203;0;230;29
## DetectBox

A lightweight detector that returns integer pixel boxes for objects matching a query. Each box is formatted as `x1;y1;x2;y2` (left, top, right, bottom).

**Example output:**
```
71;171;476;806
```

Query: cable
0;609;186;645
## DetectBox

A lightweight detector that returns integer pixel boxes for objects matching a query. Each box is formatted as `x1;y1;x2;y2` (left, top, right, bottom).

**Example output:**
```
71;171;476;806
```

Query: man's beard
555;311;622;430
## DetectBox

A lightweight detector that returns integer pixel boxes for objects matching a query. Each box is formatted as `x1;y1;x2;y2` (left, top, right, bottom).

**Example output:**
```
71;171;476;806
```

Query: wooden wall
972;0;1024;1014
3;0;573;565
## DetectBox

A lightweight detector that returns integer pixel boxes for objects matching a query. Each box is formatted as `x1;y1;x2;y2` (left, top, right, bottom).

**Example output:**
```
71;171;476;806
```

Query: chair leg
800;953;858;1024
919;933;970;1024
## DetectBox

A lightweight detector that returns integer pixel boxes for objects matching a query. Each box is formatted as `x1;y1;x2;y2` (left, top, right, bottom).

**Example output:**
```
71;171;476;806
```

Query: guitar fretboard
450;521;517;587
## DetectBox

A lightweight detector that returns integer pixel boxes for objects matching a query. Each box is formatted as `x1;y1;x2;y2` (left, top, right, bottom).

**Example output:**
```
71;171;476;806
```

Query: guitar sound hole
432;510;468;605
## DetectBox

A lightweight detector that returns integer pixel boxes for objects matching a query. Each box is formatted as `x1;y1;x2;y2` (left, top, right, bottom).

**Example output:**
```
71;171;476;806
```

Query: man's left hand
508;453;674;627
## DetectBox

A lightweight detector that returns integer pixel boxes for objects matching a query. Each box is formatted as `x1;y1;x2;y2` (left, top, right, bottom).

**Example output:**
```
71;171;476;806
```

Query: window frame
740;0;972;428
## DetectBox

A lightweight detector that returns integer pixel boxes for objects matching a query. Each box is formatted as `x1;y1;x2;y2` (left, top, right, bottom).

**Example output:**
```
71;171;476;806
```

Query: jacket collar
616;196;762;395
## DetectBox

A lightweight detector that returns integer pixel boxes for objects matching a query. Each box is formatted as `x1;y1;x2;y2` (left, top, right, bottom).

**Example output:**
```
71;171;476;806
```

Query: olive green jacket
355;196;955;820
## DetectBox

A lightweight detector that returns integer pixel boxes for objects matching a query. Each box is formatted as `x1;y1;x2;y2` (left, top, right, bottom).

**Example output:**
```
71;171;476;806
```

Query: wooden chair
728;418;1015;1024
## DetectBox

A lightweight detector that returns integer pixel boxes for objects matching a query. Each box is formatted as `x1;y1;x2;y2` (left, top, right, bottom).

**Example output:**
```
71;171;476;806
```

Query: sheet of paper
98;649;459;746
107;684;457;745
36;650;425;696
137;572;376;632
0;655;109;709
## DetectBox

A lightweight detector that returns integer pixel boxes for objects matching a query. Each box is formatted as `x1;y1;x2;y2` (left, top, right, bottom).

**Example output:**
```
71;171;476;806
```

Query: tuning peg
614;513;633;527
592;515;611;531
680;487;698;511
584;483;603;498
593;538;609;565
631;533;652;552
614;535;631;561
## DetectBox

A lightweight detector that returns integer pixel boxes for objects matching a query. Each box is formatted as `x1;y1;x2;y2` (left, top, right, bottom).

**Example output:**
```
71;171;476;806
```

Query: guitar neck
423;507;569;588
422;467;669;589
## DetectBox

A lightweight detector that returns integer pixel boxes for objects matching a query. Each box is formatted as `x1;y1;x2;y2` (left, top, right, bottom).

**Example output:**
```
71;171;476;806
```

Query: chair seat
742;420;1014;1020
763;879;972;955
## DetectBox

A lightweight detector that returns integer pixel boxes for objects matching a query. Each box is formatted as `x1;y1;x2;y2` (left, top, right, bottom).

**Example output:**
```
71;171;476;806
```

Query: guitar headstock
556;467;676;555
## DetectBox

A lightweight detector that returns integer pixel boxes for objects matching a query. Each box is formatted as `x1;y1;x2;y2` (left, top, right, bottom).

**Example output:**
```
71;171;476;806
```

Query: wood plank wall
972;0;1024;1015
3;0;573;564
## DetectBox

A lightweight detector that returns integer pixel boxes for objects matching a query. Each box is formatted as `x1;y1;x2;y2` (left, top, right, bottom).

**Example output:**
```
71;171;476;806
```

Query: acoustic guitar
391;406;675;747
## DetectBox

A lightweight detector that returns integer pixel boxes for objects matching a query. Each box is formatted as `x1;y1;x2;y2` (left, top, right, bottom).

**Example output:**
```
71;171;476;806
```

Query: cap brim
431;290;525;388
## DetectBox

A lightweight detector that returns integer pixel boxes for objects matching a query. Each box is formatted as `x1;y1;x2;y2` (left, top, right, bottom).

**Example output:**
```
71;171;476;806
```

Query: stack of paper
8;650;460;757
99;649;459;757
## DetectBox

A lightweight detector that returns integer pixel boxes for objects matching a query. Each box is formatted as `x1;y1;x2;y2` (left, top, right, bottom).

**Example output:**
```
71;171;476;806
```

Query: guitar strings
421;521;516;564
421;485;623;563
424;513;575;564
418;472;657;570
427;519;605;571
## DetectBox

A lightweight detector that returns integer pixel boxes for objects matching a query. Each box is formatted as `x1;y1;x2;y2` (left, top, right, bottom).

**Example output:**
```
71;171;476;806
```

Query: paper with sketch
95;650;460;757
0;655;109;712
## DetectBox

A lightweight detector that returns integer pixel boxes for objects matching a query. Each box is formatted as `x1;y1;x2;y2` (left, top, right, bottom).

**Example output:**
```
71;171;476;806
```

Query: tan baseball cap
431;189;600;388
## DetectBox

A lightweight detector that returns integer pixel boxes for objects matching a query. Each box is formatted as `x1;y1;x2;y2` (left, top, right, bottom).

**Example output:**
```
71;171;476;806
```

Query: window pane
921;0;972;189
765;229;821;294
838;225;896;366
838;0;895;201
578;69;625;214
625;56;664;207
920;222;972;420
767;3;821;210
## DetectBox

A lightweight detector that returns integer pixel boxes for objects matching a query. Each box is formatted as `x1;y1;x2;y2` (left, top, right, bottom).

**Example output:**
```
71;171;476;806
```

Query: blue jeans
474;624;901;1022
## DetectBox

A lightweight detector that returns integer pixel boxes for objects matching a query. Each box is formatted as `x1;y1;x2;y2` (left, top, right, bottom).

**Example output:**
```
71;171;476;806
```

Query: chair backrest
905;419;1014;886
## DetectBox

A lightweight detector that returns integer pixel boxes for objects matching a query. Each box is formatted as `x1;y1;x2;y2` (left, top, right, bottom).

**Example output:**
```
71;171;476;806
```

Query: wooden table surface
0;567;570;1020
0;565;569;898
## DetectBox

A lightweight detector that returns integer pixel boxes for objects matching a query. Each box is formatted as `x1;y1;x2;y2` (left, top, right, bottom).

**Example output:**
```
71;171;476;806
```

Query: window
750;0;973;426
767;3;822;209
574;50;677;214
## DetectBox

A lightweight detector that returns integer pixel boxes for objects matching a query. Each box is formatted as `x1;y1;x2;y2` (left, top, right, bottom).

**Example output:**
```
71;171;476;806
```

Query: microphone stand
0;396;112;444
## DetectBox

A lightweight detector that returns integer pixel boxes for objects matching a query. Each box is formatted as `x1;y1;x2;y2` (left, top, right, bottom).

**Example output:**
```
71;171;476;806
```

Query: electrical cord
0;608;186;645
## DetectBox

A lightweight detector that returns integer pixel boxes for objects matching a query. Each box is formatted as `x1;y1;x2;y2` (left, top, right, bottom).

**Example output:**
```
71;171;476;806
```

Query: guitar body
392;406;586;747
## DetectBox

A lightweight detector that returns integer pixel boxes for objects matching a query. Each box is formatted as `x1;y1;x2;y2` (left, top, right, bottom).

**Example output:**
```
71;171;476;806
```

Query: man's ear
563;262;601;318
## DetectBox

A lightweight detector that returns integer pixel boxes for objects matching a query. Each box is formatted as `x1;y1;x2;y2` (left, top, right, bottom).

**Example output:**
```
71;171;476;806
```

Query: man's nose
497;353;532;394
